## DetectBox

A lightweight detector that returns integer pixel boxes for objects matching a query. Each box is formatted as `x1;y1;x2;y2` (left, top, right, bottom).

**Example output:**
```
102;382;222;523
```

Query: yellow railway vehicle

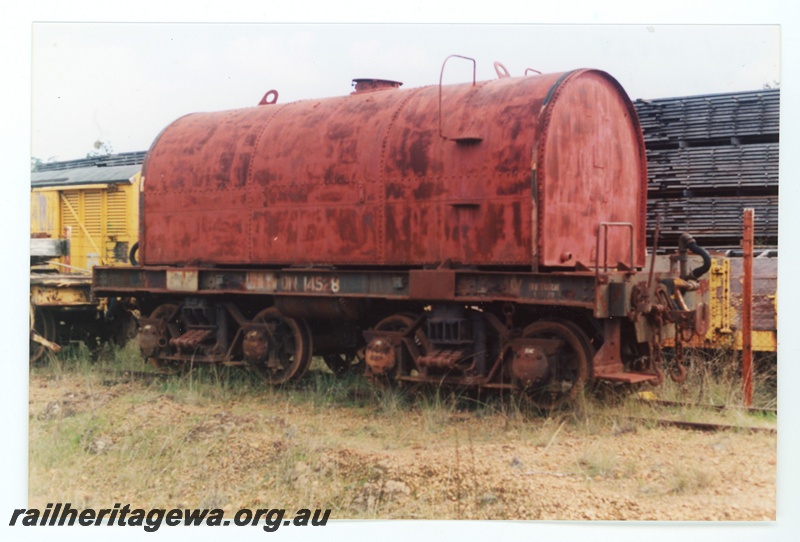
703;254;777;353
30;152;143;361
660;252;777;354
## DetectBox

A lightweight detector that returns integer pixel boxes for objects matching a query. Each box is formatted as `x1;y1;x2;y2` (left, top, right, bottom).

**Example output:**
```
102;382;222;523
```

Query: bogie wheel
30;305;55;364
375;314;428;344
372;313;429;379
520;320;591;409
250;308;313;385
150;303;179;321
143;303;181;369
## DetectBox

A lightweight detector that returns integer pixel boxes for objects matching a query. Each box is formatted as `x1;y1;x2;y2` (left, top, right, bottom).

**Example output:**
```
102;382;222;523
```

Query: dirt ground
27;369;776;521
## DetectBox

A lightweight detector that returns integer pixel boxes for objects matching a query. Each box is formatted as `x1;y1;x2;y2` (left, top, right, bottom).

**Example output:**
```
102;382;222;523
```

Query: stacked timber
635;89;779;249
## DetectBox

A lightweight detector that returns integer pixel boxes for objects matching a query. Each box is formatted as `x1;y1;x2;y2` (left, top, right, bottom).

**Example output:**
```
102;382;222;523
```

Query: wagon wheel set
142;303;315;384
141;301;592;408
363;312;592;409
29;303;138;364
520;321;591;409
29;305;57;364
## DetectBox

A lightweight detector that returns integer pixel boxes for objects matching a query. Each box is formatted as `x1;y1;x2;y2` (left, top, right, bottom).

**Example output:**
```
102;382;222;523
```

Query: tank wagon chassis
94;245;708;407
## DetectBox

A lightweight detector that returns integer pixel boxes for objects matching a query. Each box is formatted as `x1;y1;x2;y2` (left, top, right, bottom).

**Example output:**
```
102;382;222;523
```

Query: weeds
32;341;779;436
667;466;715;495
28;340;777;518
578;446;619;478
657;347;777;410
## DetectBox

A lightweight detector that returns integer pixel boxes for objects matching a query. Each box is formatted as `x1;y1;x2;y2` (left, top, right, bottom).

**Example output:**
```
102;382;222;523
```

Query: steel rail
623;416;776;435
639;398;776;416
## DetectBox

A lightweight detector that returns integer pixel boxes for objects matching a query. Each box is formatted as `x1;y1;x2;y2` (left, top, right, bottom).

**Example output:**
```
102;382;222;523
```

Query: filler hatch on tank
351;78;403;94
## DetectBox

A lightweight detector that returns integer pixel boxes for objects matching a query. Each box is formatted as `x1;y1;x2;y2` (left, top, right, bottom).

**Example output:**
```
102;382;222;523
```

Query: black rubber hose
687;240;712;279
129;242;139;266
678;233;711;280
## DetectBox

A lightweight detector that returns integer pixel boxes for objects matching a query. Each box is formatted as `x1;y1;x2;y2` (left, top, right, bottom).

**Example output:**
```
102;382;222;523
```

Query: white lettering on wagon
302;276;341;293
245;272;341;294
245;272;278;292
282;276;299;291
528;282;561;298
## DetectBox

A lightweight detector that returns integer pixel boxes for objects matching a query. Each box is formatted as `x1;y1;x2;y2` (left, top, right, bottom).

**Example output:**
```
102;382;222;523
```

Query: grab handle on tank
493;61;511;79
678;233;711;280
438;55;476;140
258;89;279;106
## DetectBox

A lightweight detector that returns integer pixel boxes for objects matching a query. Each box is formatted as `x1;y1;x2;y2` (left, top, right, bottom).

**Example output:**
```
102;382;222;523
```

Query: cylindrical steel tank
140;69;647;270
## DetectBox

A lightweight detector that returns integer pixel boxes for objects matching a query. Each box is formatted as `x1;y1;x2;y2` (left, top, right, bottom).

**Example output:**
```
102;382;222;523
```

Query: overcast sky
32;23;780;161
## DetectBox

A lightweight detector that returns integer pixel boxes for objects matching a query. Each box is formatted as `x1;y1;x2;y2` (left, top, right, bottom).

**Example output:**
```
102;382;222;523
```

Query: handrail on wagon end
595;222;635;280
438;55;476;140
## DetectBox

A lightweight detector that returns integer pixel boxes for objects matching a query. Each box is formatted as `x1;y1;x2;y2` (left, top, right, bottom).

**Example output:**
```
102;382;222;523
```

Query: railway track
623;416;776;435
627;397;777;435
639;397;777;416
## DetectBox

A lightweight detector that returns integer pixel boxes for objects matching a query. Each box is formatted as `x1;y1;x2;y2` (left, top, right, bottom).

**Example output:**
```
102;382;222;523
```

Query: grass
36;339;777;416
666;466;715;495
36;344;779;449
654;347;777;410
32;341;779;446
30;344;436;514
578;446;619;479
27;341;778;519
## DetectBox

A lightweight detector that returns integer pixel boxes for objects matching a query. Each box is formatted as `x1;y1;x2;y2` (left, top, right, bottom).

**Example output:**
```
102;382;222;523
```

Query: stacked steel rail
33;151;147;172
635;89;779;249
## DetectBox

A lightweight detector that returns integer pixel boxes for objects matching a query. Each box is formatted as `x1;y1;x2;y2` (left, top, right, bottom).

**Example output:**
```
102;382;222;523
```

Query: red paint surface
140;69;646;269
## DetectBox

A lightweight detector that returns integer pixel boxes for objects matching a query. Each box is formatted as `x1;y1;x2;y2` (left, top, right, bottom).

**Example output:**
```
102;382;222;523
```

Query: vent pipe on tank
351;78;403;94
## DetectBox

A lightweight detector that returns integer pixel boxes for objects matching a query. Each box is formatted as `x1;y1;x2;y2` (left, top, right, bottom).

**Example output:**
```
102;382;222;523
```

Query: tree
86;140;114;158
31;156;57;172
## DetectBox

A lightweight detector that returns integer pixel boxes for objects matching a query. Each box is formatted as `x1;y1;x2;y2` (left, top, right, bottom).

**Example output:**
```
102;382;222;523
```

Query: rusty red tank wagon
94;58;710;407
140;67;646;270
